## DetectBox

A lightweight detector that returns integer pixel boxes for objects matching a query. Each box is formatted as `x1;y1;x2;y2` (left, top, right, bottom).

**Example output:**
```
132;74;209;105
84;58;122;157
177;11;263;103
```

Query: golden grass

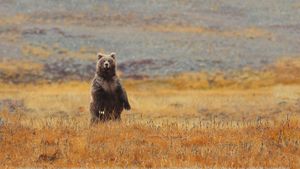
125;57;300;91
21;44;52;58
0;60;43;77
0;82;300;168
56;46;96;61
0;111;299;168
145;24;273;39
21;43;99;60
274;58;300;84
0;15;28;25
0;58;300;168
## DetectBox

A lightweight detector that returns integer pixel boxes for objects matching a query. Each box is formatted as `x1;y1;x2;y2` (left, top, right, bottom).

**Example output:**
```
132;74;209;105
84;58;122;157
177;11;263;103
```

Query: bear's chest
101;80;117;94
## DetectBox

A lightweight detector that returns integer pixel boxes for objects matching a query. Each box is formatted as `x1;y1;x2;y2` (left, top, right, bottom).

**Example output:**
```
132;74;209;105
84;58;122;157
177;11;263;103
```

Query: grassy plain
0;59;300;168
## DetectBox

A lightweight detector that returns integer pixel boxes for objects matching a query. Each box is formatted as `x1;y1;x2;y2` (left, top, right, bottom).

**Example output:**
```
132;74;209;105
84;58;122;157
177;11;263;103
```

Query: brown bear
90;52;131;124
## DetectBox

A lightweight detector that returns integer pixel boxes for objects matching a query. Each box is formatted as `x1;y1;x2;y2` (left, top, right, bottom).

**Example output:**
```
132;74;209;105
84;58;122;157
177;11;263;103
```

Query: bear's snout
103;61;110;69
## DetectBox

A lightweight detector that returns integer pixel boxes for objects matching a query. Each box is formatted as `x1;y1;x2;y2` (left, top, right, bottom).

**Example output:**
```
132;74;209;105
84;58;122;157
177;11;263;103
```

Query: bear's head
96;52;117;78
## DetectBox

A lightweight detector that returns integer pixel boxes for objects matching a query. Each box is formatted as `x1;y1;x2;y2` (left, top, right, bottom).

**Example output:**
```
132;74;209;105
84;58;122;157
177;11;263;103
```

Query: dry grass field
1;1;300;168
0;59;300;168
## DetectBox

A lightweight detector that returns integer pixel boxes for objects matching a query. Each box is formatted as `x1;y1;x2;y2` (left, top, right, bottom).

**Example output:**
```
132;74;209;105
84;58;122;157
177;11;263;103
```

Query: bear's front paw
124;102;131;110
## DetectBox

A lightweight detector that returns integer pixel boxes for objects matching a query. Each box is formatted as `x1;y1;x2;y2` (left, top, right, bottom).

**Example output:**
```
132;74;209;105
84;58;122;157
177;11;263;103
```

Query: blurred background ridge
0;0;300;82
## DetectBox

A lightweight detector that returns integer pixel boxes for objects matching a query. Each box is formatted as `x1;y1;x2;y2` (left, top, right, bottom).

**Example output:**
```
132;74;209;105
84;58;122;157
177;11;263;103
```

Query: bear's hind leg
90;102;100;125
112;107;123;121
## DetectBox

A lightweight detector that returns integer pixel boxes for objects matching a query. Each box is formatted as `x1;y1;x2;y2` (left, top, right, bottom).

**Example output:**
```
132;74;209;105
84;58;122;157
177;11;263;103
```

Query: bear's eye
110;60;115;65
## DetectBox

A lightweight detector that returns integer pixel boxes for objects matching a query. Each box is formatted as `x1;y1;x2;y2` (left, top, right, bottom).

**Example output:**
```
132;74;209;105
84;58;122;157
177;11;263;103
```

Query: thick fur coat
90;52;131;123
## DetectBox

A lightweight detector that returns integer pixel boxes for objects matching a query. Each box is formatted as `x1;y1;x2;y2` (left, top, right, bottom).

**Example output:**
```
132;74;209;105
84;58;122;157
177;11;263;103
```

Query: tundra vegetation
0;59;300;168
0;1;300;168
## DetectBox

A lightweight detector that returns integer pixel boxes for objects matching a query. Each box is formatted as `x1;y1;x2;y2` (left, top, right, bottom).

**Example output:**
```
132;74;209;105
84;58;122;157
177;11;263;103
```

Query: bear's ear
97;53;104;60
110;52;116;59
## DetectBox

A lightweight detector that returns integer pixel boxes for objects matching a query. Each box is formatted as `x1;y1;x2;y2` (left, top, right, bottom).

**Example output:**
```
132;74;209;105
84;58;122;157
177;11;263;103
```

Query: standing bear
90;52;131;124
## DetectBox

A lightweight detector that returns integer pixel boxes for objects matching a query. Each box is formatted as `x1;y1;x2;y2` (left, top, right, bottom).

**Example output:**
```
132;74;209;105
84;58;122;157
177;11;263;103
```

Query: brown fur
90;52;131;124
